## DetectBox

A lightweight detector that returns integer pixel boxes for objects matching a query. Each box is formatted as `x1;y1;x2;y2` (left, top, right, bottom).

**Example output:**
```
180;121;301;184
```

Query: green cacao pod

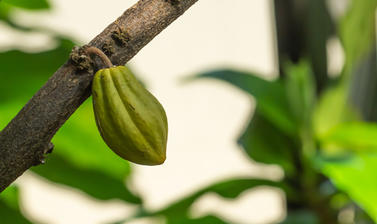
92;66;168;165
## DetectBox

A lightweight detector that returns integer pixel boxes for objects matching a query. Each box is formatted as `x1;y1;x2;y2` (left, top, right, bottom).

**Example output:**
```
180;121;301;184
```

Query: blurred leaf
0;3;64;34
0;186;32;223
111;215;228;224
284;60;316;156
238;111;296;175
0;101;24;130
0;103;138;204
284;60;316;126
312;83;358;139
0;38;75;104
0;2;11;20
318;154;377;222
154;178;294;218
320;122;377;153
1;0;50;10
0;3;73;35
279;210;319;224
340;0;377;76
112;179;290;224
51;99;132;180
188;69;297;135
166;215;228;224
32;99;140;203
31;154;141;203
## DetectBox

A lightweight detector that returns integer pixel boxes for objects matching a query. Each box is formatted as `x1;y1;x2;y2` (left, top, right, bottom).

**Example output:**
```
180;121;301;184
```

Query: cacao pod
92;66;168;165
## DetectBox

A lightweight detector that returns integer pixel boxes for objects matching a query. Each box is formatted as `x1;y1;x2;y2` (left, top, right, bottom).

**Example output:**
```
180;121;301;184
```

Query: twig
0;0;199;192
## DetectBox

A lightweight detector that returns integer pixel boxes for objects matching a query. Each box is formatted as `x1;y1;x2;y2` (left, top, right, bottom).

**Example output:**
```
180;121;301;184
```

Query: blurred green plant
0;186;32;223
173;0;377;223
1;0;377;224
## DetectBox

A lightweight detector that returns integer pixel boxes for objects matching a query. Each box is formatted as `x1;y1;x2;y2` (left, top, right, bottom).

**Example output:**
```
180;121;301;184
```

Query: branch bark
0;0;198;192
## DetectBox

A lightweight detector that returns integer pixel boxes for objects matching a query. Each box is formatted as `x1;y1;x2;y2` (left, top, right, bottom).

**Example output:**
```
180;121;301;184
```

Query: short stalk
85;46;114;68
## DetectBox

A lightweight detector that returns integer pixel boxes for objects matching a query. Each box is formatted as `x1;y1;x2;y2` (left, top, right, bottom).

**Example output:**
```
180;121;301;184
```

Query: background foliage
0;0;377;223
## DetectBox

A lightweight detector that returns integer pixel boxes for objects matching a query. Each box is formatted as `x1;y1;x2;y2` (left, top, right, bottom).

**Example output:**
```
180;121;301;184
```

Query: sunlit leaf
318;154;377;222
320;122;377;153
187;69;297;135
0;186;32;223
1;0;49;10
0;2;11;20
306;0;376;139
312;84;358;139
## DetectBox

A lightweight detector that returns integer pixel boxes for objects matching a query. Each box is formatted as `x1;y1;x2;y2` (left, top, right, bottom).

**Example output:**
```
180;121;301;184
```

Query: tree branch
0;0;198;192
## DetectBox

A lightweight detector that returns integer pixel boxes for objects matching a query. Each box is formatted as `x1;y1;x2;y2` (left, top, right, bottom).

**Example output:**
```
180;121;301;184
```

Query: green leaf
313;0;377;138
110;215;228;224
0;2;11;20
318;154;377;222
154;178;294;217
0;97;138;204
0;3;58;32
0;186;32;223
0;38;75;104
340;0;377;75
188;69;296;135
31;154;141;203
167;215;228;224
312;83;358;139
51;99;132;180
284;60;317;156
1;0;50;10
279;210;319;224
112;179;290;224
320;122;377;153
0;38;74;131
31;100;140;203
238;110;296;175
284;60;316;127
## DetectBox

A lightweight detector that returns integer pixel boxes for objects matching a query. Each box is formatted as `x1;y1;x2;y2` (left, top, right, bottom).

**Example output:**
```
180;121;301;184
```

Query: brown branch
0;0;199;192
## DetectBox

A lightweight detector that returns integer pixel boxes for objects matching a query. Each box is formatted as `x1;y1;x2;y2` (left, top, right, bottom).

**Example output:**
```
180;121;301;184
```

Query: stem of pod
85;46;114;68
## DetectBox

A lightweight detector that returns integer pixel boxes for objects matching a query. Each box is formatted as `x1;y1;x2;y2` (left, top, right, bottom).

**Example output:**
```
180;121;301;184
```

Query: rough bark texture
0;0;198;192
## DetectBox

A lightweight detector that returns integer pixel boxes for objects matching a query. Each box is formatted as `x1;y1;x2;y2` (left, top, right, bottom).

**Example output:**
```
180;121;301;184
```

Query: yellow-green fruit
92;66;168;165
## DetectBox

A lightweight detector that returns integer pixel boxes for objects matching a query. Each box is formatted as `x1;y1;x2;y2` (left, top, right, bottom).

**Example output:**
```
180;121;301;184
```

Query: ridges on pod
92;66;168;165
